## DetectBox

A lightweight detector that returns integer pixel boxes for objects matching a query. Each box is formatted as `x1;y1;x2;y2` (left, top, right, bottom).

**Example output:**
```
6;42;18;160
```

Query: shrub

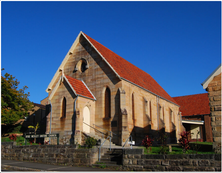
178;131;190;153
85;137;97;148
9;134;17;141
158;132;168;154
142;135;153;153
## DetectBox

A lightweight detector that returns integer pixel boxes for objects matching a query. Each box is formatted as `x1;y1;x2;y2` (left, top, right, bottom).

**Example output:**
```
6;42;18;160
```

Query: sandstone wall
206;73;221;153
122;80;181;145
122;149;221;171
1;142;108;166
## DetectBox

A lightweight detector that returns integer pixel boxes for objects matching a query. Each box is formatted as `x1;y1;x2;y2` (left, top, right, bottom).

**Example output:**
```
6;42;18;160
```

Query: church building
45;31;183;146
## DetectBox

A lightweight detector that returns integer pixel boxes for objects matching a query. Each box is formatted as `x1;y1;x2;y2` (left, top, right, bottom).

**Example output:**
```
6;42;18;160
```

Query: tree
1;69;34;125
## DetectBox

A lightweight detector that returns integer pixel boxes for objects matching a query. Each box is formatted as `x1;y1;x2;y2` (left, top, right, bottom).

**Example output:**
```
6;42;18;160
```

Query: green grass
1;136;40;146
190;141;213;145
142;146;215;155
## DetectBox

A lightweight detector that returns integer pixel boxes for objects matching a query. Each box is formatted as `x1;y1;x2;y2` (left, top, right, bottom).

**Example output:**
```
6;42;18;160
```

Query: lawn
190;141;213;145
1;136;40;146
142;145;215;155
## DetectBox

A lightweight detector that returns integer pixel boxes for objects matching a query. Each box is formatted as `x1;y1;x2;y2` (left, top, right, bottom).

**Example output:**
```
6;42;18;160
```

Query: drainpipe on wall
49;99;52;144
73;95;79;144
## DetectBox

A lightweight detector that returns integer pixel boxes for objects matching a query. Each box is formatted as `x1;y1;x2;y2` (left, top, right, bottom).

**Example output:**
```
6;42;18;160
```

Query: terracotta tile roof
83;32;177;104
65;75;95;100
33;103;46;109
173;93;210;116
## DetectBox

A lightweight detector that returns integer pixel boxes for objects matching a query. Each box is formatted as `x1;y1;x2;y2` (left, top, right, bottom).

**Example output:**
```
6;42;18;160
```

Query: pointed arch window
105;87;111;118
61;97;66;119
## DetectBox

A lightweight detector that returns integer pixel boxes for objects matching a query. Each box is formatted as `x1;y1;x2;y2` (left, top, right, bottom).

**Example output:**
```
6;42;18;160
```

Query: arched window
61;97;66;119
105;87;111;118
132;93;135;125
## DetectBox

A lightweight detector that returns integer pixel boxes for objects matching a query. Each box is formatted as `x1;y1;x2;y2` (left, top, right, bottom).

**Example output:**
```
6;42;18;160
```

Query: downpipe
49;100;52;144
73;95;79;144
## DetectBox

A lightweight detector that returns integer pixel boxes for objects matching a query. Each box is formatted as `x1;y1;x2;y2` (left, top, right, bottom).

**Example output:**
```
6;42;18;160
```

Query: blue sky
1;1;221;104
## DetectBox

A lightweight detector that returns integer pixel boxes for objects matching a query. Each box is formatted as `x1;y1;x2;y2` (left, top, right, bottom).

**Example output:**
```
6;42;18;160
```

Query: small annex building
45;31;183;146
173;93;213;142
201;64;221;153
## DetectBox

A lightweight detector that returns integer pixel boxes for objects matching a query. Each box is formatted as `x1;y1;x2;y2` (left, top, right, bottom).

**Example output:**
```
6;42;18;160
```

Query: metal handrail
122;135;133;149
83;122;113;161
83;122;107;138
93;124;117;136
98;135;111;161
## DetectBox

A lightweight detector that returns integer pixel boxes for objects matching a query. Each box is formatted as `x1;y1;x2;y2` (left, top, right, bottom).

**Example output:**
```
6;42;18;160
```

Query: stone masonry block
189;154;214;160
124;149;143;155
213;137;221;142
132;159;137;165
192;160;198;166
134;155;141;159
215;154;221;161
144;160;161;165
142;154;165;159
165;154;189;159
212;130;221;137
128;154;134;159
198;160;210;166
165;166;183;171
169;160;191;166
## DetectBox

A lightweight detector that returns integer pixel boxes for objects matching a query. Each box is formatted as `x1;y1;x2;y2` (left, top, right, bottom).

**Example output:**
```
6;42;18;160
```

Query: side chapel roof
173;93;210;116
83;32;178;105
64;75;95;100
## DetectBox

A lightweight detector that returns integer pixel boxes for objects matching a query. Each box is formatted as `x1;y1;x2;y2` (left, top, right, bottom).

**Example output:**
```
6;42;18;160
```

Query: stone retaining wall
122;149;221;171
1;142;108;166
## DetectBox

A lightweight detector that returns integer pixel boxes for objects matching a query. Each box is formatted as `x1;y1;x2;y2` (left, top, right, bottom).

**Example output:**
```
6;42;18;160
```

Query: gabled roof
47;31;177;105
64;75;95;100
83;32;177;105
49;74;95;101
201;64;221;89
173;93;210;116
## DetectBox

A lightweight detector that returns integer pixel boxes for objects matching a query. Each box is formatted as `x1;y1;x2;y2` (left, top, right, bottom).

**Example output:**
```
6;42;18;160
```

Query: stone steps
92;149;123;168
86;132;118;148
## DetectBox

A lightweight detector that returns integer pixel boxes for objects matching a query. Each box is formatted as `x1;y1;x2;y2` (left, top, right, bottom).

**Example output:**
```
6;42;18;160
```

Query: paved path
1;159;114;171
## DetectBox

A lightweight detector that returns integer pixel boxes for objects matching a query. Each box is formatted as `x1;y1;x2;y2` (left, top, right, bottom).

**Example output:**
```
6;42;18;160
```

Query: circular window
81;61;87;73
75;59;88;73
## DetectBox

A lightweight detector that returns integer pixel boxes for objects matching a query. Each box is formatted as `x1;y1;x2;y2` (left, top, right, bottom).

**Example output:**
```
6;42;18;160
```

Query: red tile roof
33;103;46;109
173;93;210;116
65;75;95;100
83;32;177;105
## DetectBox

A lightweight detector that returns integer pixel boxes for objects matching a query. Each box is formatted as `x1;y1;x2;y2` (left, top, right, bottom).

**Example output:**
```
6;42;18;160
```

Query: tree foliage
1;69;34;125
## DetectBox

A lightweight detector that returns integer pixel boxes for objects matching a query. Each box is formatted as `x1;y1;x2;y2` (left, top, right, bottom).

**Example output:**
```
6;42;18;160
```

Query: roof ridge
173;93;208;98
82;32;178;105
82;32;151;76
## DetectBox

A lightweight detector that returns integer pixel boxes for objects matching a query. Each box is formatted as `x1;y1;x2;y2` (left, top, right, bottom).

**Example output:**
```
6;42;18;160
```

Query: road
1;159;114;171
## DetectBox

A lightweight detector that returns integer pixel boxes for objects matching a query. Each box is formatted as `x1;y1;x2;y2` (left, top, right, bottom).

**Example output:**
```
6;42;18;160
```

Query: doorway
83;106;90;133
